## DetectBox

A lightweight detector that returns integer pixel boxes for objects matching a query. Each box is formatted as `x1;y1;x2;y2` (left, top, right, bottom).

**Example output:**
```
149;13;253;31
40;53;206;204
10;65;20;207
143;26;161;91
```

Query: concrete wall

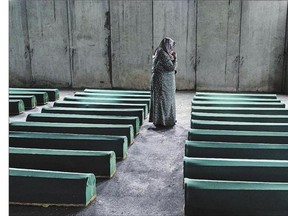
111;0;153;89
284;3;288;94
9;0;288;93
239;1;287;92
69;0;111;88
196;0;241;91
9;0;32;87
26;0;71;87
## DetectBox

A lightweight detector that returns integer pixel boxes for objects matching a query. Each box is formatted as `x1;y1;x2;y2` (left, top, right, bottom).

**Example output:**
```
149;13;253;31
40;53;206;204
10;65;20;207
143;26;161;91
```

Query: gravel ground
9;91;288;216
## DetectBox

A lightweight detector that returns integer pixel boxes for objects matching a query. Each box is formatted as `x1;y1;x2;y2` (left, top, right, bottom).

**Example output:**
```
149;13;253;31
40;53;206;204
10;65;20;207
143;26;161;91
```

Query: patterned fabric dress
149;48;177;127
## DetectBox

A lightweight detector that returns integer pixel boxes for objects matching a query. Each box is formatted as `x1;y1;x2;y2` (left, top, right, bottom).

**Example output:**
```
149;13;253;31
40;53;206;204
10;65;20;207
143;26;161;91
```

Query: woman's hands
171;51;177;60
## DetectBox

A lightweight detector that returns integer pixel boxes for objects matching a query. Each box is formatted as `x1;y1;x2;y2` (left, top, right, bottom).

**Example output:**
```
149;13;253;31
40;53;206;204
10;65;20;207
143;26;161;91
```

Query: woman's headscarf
154;37;176;60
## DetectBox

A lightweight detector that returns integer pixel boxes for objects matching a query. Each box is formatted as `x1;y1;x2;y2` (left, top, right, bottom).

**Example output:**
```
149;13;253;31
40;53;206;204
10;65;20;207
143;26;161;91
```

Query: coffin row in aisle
54;101;149;118
9;88;60;115
10;168;96;207
185;92;288;216
9;88;60;101
26;113;140;135
9;88;151;207
10;147;116;178
42;107;145;125
9;91;49;105
185;140;288;160
10;121;134;145
9;95;37;110
9;100;25;115
184;178;288;216
10;131;128;159
191;112;288;123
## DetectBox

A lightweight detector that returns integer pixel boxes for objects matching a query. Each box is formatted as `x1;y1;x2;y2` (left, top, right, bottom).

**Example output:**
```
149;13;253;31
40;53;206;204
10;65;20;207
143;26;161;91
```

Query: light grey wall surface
196;0;241;91
69;0;111;88
9;0;32;87
9;0;288;93
26;0;71;87
111;0;153;90
283;3;288;94
239;1;287;92
225;0;242;91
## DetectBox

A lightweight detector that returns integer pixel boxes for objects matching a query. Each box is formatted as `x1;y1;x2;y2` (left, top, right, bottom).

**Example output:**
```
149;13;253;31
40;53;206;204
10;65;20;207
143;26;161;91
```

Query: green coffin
9;147;116;178
9;88;59;101
10;121;134;145
9;131;128;159
9;95;37;109
26;113;140;135
185;140;288;160
192;106;288;114
54;101;148;119
9;91;49;105
9;100;25;115
184;178;288;216
195;92;277;99
10;168;96;207
191;120;288;132
63;96;150;111
75;92;151;99
193;96;281;103
184;157;288;182
42;107;144;125
84;89;151;95
191;112;288;123
192;100;285;108
188;129;288;144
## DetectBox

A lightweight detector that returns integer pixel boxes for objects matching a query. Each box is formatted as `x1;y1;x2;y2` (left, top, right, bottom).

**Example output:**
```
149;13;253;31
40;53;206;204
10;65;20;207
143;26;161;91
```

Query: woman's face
172;41;176;50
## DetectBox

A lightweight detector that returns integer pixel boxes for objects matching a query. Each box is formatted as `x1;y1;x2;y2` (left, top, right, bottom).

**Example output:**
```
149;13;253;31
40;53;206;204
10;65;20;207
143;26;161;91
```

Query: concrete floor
9;91;288;216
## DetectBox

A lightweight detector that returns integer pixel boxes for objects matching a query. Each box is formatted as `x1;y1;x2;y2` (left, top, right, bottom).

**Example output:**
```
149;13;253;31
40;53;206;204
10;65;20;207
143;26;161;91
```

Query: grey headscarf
154;37;176;60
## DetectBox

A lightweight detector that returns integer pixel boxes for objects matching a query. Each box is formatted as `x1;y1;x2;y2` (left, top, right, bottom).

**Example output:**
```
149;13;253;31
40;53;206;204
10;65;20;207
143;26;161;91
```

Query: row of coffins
9;88;150;207
184;92;288;216
9;88;59;114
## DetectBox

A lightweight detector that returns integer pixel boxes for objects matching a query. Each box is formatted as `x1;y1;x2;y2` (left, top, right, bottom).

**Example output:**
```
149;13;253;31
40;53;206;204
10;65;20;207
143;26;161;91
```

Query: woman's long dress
149;48;177;127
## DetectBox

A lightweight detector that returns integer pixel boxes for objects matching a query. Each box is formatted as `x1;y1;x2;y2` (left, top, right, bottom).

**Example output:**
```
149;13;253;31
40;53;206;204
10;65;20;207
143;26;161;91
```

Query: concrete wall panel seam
108;0;113;88
152;0;154;54
237;0;242;91
194;0;198;90
66;0;73;87
282;2;288;94
25;0;33;83
224;1;230;79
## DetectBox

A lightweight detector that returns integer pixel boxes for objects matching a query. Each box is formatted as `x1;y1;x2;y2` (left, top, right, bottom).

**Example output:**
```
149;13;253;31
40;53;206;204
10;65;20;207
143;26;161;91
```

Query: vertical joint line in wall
237;0;243;92
194;0;198;91
151;0;154;91
185;0;189;76
53;0;56;21
108;0;113;88
224;1;230;81
152;0;154;53
24;0;33;83
66;0;73;87
282;2;288;93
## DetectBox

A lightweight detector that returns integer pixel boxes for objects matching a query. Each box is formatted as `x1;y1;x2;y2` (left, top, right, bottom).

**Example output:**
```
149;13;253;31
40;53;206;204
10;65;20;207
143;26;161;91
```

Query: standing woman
149;37;177;128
